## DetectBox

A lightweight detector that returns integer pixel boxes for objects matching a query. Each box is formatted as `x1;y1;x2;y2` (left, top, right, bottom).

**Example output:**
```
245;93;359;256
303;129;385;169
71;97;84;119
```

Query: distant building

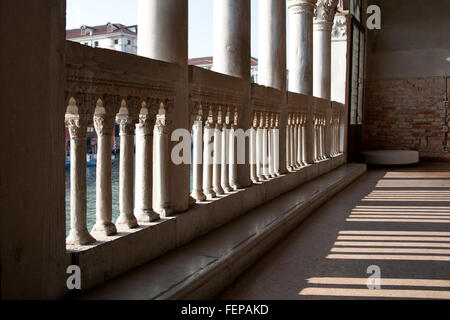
189;56;259;83
66;22;137;55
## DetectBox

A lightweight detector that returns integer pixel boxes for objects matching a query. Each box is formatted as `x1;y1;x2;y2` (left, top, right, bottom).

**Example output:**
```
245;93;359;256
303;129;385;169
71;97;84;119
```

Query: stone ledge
76;160;365;299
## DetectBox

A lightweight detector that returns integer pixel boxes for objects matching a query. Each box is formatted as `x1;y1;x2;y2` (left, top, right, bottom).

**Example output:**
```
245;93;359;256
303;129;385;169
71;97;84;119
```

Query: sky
66;0;291;60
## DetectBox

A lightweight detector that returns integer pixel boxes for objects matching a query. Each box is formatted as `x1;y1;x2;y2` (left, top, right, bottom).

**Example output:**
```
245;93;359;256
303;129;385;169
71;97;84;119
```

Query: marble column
273;114;280;176
153;103;173;216
256;112;265;181
313;0;339;99
92;112;117;236
229;109;240;190
116;113;138;228
297;115;303;167
135;108;159;222
65;115;96;245
288;0;317;95
258;0;286;90
301;115;307;165
203;107;216;199
138;0;187;65
250;112;258;183
138;0;189;214
221;109;232;192
213;0;251;79
268;113;275;177
191;106;206;201
213;108;224;195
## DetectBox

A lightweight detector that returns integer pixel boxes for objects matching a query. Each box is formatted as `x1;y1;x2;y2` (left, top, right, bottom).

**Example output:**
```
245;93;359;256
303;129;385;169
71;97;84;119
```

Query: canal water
65;160;193;236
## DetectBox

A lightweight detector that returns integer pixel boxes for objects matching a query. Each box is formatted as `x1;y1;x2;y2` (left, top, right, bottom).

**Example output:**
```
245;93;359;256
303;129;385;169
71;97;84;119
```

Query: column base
91;221;117;236
155;206;174;217
135;209;160;223
66;228;96;246
116;213;139;229
191;189;207;202
221;184;233;193
204;189;217;200
213;185;225;195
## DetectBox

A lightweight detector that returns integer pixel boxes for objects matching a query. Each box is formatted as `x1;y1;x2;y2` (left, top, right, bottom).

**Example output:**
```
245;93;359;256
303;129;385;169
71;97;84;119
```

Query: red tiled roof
189;56;258;66
66;23;137;39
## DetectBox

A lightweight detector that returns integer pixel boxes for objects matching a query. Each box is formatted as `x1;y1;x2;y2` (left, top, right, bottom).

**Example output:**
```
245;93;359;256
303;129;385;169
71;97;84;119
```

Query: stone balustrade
64;42;344;248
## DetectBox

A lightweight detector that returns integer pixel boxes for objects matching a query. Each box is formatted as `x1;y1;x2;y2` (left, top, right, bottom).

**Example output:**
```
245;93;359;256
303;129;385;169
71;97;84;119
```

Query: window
127;40;131;45
94;41;99;47
114;39;119;45
84;42;88;45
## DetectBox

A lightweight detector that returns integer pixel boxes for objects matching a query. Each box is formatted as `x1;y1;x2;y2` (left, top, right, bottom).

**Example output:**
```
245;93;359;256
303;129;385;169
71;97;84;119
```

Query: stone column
273;114;280;176
116;113;138;228
138;0;189;213
313;0;338;99
256;112;265;181
268;113;275;177
229;109;240;189
258;0;286;90
92;112;117;236
301;115;307;165
135;109;159;222
262;113;270;179
221;109;232;192
213;0;251;79
213;108;224;195
203;107;216;199
153;103;173;216
138;0;187;64
250;112;258;183
65;115;96;245
297;115;303;167
288;0;317;95
191;106;206;201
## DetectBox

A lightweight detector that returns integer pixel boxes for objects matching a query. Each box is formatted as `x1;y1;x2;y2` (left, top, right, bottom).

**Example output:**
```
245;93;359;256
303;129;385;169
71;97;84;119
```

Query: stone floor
218;163;450;300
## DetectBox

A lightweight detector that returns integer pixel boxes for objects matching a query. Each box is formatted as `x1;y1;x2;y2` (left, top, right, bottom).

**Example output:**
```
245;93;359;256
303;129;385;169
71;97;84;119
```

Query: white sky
66;0;292;60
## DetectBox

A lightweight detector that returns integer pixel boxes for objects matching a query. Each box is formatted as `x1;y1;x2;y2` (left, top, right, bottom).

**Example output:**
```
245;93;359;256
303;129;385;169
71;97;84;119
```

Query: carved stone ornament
314;0;339;25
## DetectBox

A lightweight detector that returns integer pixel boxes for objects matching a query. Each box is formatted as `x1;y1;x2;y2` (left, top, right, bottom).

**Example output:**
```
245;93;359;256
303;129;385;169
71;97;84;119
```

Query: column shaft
288;0;316;94
92;113;117;236
116;114;138;228
258;0;286;90
66;116;96;245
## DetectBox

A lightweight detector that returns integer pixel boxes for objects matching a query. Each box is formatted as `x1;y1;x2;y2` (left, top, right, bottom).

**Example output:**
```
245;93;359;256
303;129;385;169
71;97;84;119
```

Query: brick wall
363;76;450;161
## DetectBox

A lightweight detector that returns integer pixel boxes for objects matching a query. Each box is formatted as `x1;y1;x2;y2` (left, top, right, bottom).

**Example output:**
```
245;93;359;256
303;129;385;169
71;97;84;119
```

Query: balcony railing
64;41;346;291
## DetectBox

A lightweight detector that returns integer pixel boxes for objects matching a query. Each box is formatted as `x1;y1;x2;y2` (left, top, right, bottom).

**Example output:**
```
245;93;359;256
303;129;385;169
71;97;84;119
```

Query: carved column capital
93;113;114;136
137;113;154;136
332;14;347;41
288;0;317;16
314;0;338;30
116;114;136;136
65;114;87;139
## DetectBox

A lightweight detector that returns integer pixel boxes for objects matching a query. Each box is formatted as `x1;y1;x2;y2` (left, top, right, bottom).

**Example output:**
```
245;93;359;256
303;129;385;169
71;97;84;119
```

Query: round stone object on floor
361;150;419;165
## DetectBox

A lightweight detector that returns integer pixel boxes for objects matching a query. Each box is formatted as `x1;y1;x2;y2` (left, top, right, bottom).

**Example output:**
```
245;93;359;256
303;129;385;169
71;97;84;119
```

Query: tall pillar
213;0;251;79
313;0;338;99
66;115;96;245
92;111;117;236
138;0;187;65
116;113;138;228
258;0;286;90
138;0;189;213
288;0;316;94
